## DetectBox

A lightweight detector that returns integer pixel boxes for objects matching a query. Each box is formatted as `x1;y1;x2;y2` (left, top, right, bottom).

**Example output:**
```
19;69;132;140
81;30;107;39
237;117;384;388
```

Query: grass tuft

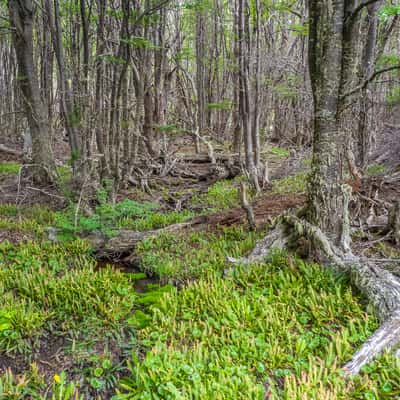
115;252;397;399
0;162;21;175
190;178;252;212
366;163;387;177
272;172;308;195
270;147;290;158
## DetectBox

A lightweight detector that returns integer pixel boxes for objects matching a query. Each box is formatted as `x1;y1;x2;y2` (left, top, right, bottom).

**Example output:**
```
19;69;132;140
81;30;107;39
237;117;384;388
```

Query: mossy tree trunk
306;0;351;251
231;0;400;375
306;0;400;374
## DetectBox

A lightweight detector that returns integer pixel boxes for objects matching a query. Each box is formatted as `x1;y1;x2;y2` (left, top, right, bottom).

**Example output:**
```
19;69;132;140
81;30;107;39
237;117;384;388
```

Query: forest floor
0;141;400;399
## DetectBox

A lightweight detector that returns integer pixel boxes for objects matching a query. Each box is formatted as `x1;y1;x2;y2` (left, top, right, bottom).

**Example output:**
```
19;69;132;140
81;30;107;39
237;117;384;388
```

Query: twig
26;186;64;200
341;65;400;100
240;182;256;231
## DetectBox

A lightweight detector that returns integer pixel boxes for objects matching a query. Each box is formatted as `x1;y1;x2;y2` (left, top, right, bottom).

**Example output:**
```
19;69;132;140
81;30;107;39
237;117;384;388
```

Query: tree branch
132;0;171;29
349;0;382;22
341;65;400;99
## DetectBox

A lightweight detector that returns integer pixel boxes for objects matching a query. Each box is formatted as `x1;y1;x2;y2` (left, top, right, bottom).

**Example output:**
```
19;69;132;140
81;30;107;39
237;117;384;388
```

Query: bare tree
8;0;56;184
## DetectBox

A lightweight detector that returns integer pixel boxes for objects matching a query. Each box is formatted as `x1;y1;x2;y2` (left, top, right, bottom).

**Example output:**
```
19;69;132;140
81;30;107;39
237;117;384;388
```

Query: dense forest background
1;0;399;191
1;0;400;399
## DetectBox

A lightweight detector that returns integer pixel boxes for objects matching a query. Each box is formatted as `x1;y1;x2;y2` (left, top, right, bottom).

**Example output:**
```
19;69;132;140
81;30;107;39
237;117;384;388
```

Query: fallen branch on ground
0;144;22;157
80;193;305;257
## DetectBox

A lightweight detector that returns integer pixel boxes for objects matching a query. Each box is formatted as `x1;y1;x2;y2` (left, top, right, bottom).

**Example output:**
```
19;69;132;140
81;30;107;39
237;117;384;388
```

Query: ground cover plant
54;199;195;241
2;0;400;397
0;224;143;398
116;252;400;400
0;162;20;176
1;171;400;399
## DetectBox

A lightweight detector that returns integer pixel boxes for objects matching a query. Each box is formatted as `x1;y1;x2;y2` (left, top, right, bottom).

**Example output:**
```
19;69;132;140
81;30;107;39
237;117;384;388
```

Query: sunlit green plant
272;172;309;195
366;163;387;177
270;147;290;157
0;162;20;175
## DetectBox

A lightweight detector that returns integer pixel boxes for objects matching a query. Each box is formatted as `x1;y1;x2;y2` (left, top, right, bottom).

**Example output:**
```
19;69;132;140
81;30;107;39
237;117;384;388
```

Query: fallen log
129;155;241;187
0;144;23;157
179;153;236;164
88;221;194;256
85;193;306;257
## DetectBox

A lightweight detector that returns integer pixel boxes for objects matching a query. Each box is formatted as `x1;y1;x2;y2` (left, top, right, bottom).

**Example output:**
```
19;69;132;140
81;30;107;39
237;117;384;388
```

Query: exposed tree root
227;213;400;376
343;310;400;375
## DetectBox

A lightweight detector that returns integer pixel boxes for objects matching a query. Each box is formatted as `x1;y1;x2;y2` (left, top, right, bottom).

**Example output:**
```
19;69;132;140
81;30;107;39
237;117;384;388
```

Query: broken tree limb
88;221;193;255
262;160;270;189
84;193;306;258
192;128;216;164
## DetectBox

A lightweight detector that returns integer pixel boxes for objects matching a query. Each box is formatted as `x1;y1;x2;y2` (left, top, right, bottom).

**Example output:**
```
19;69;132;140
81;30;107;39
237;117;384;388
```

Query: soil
0;229;34;244
0;332;130;399
189;193;306;232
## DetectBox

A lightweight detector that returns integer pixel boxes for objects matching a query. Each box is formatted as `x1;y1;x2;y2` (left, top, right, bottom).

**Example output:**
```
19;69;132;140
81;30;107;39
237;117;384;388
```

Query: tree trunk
195;6;206;154
356;3;380;169
229;0;400;375
306;0;349;249
8;0;56;185
237;0;260;191
94;0;107;179
45;0;81;166
305;0;400;373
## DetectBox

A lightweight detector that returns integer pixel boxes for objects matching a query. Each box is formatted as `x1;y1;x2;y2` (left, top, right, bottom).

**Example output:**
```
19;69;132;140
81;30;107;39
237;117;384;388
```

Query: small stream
96;259;161;293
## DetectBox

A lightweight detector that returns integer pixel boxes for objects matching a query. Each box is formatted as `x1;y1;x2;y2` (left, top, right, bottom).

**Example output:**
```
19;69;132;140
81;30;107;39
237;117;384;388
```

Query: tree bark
8;0;56;185
237;0;260;191
195;6;207;154
229;0;400;375
307;0;349;249
44;0;81;165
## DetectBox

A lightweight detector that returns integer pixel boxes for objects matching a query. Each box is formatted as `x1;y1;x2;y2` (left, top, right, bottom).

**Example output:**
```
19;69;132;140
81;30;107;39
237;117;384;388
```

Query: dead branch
240;182;256;230
0;144;23;157
192;128;216;164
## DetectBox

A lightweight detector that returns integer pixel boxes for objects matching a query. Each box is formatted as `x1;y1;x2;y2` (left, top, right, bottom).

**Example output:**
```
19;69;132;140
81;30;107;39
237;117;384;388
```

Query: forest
1;0;400;398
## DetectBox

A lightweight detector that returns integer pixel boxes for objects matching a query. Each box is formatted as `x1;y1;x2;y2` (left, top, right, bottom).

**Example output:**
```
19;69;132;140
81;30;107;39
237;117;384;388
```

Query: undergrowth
116;252;400;400
0;240;139;350
272;172;309;195
1;181;399;399
366;163;387;177
270;146;290;158
0;239;144;398
190;177;254;212
54;199;194;240
0;162;20;176
137;227;260;281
